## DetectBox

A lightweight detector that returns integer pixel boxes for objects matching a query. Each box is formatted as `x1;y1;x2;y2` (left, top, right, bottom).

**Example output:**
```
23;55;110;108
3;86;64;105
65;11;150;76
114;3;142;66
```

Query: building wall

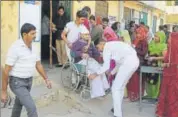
124;1;143;12
108;1;119;21
152;8;166;31
1;1;19;66
1;1;42;80
166;14;178;24
72;1;120;26
124;1;167;32
166;5;178;24
72;1;96;20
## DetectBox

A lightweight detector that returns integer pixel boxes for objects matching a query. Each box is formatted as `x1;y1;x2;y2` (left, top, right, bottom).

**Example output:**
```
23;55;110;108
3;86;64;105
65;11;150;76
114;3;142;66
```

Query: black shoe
64;64;70;69
105;88;111;95
111;108;114;113
56;64;63;67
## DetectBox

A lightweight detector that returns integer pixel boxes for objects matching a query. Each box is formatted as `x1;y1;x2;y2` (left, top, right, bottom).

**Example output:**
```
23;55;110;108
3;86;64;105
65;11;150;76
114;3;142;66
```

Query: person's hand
147;57;155;61
52;28;57;33
82;53;89;59
162;63;170;68
82;45;89;53
132;44;136;48
84;45;89;51
45;79;52;89
106;70;111;77
88;73;98;80
120;37;124;41
1;90;8;103
67;43;72;49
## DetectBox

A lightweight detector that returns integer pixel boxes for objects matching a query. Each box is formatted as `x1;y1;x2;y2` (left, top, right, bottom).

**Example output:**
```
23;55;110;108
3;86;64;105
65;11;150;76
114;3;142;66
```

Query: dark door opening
41;1;72;65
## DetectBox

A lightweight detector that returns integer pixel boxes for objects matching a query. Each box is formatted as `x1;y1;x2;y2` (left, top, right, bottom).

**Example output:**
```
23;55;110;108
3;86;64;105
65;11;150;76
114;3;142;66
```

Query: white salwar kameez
78;58;110;99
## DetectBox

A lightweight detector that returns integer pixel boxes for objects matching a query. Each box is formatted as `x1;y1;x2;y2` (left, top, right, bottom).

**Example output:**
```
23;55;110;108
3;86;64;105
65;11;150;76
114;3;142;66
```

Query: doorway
139;12;148;25
41;1;72;65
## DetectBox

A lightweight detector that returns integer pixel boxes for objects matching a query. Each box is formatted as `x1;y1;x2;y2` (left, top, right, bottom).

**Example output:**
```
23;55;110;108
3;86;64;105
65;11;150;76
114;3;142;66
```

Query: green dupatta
149;32;167;56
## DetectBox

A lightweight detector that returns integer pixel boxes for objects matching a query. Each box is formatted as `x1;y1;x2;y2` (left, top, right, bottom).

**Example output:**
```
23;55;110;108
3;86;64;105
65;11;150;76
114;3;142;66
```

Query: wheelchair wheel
60;63;80;91
80;86;91;101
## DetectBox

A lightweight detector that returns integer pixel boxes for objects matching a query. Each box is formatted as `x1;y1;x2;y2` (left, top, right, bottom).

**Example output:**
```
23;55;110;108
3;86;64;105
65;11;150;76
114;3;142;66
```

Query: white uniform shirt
97;41;137;75
5;39;40;78
64;21;89;43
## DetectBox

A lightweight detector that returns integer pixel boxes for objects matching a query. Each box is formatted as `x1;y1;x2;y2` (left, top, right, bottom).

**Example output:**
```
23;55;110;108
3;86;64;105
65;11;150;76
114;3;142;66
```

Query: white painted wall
166;6;178;14
140;1;166;12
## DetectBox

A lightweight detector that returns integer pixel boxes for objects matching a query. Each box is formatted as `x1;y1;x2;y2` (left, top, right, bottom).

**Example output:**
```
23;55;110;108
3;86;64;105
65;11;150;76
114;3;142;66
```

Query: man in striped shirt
1;23;52;117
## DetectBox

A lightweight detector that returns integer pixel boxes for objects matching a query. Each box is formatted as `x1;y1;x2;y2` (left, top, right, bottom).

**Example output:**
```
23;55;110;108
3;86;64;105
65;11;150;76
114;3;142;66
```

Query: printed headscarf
133;25;148;47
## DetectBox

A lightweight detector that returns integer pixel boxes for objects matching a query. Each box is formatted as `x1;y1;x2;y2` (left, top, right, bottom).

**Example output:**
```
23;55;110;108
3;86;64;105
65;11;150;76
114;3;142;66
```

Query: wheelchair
60;51;91;101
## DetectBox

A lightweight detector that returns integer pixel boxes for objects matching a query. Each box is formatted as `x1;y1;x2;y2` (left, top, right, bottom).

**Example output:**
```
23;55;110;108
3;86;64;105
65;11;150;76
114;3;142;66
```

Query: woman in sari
132;22;148;48
145;32;167;99
127;25;148;101
156;32;178;117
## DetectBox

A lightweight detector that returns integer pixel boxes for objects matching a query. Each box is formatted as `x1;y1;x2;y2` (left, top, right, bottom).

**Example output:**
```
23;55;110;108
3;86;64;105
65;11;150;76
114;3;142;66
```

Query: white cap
80;27;89;34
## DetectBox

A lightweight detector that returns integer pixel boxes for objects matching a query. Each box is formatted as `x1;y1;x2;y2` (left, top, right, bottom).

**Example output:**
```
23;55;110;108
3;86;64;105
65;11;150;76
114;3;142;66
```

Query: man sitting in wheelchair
71;30;110;99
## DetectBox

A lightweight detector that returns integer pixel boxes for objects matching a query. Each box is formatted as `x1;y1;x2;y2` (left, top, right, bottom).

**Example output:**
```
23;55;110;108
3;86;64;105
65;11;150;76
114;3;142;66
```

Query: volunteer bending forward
89;41;139;117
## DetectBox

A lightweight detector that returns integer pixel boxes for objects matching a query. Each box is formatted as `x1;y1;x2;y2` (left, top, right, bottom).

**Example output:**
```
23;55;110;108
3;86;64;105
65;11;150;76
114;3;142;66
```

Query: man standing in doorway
61;10;90;62
53;6;69;67
89;41;139;117
1;23;52;117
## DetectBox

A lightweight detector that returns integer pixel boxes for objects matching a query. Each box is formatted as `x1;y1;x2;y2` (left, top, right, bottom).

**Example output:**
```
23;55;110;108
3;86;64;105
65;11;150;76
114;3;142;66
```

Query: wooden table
139;66;163;111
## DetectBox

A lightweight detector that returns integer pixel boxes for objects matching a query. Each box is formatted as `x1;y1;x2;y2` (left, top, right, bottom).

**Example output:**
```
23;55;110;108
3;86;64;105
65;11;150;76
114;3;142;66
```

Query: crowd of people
59;6;178;117
1;5;178;117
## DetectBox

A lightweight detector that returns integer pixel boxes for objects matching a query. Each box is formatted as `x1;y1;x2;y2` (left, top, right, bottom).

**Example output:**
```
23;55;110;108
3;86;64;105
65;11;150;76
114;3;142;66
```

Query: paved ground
1;62;157;117
35;94;156;117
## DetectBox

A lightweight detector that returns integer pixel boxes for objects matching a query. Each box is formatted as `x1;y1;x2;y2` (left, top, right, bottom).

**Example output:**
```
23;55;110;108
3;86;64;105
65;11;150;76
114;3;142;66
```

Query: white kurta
96;41;139;117
78;58;110;98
